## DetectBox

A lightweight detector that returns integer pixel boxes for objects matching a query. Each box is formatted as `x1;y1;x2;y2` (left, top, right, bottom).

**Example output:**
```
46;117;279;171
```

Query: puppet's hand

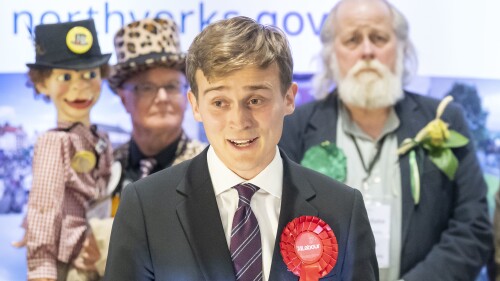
72;232;100;272
11;232;27;248
12;215;27;248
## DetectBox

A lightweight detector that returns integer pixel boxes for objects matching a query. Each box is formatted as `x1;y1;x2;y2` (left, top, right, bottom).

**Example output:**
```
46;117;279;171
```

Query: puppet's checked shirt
26;122;112;280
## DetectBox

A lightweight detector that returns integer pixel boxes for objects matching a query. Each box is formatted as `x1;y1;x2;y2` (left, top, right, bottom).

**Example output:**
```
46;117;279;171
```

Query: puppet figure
24;19;112;281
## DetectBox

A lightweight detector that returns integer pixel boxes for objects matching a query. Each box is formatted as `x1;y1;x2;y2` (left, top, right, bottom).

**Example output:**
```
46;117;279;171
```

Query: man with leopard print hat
108;18;206;200
90;18;206;275
88;18;205;277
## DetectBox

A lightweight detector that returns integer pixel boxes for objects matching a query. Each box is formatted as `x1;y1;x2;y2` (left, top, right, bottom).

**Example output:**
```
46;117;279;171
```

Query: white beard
332;51;404;109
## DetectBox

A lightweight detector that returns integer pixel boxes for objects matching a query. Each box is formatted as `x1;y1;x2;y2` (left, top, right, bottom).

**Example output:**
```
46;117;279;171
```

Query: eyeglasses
121;82;188;99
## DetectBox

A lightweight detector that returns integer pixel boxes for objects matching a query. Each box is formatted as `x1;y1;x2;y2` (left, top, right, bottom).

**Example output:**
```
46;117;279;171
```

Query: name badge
365;201;391;268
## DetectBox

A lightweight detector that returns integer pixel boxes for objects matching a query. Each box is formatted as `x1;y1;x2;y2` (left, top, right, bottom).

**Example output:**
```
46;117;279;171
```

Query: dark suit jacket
279;91;493;281
103;148;378;281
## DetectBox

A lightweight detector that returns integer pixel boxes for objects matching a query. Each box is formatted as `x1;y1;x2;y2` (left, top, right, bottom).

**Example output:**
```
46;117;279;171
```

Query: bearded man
279;0;492;280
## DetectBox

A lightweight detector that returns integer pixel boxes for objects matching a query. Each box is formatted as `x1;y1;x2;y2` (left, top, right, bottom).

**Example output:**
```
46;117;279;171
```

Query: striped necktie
139;158;157;179
230;183;263;281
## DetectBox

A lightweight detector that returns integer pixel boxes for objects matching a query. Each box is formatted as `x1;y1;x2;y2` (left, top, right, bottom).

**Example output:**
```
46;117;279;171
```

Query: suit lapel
307;92;339;145
395;95;429;245
269;152;319;280
176;149;236;281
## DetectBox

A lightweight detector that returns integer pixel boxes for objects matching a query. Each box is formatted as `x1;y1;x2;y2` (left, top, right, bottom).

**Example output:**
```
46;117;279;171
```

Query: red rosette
280;216;338;281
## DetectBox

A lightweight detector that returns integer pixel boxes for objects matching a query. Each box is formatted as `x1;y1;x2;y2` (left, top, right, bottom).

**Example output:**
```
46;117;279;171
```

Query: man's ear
284;82;298;116
117;90;125;104
187;90;202;122
116;89;131;113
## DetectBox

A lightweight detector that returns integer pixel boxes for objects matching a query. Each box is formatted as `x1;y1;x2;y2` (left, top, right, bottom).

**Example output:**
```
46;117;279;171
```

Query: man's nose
361;39;376;60
230;105;253;129
155;87;170;102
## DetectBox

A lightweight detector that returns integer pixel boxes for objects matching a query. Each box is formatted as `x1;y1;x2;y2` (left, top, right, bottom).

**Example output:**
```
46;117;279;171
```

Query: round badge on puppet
66;26;93;54
71;150;96;173
280;216;338;281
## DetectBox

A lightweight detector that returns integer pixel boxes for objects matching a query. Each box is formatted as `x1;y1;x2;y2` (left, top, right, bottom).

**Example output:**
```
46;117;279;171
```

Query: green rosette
301;141;347;182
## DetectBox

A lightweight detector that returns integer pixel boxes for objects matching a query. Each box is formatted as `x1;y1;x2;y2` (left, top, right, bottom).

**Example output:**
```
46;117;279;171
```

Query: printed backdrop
0;1;499;280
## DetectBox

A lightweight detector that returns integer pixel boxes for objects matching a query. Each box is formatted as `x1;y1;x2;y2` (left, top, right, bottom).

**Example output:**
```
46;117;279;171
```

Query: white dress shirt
207;146;283;281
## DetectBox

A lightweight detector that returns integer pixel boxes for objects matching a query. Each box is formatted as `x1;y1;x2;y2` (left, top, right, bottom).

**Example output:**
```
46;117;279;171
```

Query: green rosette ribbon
301;141;347;182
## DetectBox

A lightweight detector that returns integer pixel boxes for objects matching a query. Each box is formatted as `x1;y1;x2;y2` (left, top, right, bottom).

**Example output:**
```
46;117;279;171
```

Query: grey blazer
103;148;378;281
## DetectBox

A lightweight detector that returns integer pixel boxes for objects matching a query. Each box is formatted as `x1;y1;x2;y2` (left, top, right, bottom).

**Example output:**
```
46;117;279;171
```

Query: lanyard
350;134;387;189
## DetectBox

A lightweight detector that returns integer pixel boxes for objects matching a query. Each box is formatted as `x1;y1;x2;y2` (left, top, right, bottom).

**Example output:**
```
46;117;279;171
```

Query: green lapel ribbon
409;150;420;205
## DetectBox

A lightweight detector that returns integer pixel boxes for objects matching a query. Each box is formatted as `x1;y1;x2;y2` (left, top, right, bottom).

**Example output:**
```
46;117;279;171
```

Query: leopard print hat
108;18;186;93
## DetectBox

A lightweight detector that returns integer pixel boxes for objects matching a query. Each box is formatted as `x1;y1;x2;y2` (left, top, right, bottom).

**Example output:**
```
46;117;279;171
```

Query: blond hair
186;16;293;97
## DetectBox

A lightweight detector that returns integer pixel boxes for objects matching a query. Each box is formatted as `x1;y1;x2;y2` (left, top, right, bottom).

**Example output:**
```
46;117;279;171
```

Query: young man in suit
279;0;492;280
104;16;378;281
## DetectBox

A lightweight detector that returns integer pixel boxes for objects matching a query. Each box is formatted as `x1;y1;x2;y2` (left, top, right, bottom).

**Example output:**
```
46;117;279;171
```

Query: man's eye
213;100;230;108
82;71;98;80
139;84;156;93
345;36;360;45
249;98;261;105
164;85;181;93
56;73;72;81
371;34;388;45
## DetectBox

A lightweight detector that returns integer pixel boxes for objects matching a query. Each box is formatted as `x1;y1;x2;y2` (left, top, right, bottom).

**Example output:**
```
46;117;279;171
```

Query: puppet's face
37;68;102;125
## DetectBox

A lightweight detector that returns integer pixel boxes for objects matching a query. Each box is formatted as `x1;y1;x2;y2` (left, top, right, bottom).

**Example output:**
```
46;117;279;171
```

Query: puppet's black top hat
26;19;111;70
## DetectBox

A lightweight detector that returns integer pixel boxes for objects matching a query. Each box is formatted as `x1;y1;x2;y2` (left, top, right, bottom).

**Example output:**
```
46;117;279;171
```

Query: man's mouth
358;68;378;74
228;137;258;147
355;69;381;80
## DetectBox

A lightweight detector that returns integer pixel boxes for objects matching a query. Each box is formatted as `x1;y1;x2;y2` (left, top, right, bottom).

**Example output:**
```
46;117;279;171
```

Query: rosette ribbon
280;216;338;281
